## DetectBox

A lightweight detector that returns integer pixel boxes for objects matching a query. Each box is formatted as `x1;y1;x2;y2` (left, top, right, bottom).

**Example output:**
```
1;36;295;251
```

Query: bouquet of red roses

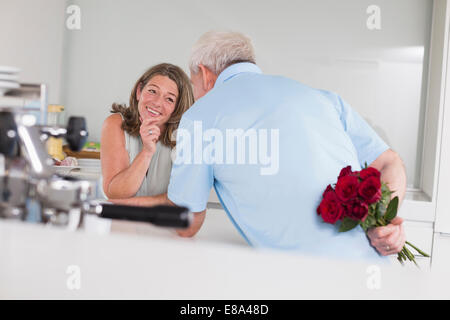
316;165;429;266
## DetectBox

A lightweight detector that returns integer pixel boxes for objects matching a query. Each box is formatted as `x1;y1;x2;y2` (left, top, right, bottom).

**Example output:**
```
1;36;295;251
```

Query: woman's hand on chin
139;118;161;154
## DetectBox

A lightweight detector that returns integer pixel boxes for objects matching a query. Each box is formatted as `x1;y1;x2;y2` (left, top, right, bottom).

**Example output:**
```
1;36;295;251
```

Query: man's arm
109;194;206;237
367;149;407;256
369;148;407;204
175;209;206;238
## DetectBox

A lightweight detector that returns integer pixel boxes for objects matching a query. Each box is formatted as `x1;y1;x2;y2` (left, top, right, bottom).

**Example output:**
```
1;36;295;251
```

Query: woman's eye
167;98;175;103
148;89;156;94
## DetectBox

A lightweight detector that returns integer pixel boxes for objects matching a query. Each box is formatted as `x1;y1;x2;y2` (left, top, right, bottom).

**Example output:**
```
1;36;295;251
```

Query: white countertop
1;209;449;299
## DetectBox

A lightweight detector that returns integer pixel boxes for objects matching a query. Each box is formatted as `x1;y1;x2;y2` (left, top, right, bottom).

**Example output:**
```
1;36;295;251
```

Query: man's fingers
393;223;406;252
391;229;406;253
390;216;404;226
368;223;397;239
368;216;404;239
383;235;405;256
368;219;406;256
370;225;399;248
383;226;401;248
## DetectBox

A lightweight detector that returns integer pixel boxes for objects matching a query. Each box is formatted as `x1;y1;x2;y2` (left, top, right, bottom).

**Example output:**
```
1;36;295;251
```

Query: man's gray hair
189;31;256;75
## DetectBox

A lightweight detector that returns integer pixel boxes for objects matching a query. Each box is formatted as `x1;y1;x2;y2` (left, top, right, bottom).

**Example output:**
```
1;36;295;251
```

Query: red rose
358;176;381;204
317;190;344;224
322;184;334;197
343;199;369;222
335;175;359;202
359;167;381;180
338;166;353;179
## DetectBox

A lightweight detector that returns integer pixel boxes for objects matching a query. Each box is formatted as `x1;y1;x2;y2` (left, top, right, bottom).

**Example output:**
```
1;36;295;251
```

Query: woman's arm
101;114;154;199
108;193;170;206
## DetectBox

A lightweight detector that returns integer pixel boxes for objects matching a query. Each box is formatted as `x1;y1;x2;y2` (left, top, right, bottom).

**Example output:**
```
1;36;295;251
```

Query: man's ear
198;64;218;92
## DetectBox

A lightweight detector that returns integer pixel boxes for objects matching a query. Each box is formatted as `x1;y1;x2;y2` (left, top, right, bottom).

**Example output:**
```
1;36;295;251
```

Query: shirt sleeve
167;116;213;212
333;93;390;167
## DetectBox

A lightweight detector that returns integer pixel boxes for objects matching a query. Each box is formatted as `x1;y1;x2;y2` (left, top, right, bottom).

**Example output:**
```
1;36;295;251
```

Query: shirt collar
215;62;262;87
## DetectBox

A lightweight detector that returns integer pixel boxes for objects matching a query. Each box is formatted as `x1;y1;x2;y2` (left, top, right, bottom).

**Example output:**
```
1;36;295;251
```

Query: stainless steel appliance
0;109;192;229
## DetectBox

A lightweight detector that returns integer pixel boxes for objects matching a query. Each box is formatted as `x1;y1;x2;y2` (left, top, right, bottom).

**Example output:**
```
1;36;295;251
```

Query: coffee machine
0;109;191;230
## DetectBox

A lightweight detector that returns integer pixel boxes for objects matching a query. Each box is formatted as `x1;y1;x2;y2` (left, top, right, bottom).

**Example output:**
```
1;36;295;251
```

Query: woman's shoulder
105;113;123;124
102;113;124;130
101;113;125;139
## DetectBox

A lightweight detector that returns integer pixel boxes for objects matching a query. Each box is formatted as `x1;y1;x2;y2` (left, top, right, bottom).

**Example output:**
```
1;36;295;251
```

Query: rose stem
406;241;430;257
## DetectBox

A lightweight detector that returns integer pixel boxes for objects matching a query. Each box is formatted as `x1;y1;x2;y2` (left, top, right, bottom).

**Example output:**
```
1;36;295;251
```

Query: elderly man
121;31;407;260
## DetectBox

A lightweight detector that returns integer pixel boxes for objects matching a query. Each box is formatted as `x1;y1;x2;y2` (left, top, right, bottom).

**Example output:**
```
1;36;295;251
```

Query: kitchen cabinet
431;233;450;270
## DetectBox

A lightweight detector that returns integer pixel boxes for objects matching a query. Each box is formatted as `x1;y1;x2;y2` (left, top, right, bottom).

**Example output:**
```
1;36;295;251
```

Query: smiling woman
100;63;194;200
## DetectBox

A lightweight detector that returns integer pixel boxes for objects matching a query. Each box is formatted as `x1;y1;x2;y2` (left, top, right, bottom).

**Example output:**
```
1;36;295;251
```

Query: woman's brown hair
111;63;194;148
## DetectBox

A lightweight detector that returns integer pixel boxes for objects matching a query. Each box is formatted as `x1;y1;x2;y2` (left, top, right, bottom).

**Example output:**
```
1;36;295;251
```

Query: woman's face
137;75;179;127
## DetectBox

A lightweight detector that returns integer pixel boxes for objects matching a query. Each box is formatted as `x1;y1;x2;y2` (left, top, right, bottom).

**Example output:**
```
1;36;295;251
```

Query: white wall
0;0;67;103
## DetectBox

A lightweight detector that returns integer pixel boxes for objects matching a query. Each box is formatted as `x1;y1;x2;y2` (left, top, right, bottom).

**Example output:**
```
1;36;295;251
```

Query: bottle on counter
46;104;65;161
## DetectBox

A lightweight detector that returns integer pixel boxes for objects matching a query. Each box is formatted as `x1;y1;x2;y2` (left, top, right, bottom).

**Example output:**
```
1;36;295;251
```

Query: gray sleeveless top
121;115;173;197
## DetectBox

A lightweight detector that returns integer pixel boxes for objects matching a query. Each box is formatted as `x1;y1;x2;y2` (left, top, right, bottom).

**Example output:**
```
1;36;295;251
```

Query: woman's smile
145;106;162;118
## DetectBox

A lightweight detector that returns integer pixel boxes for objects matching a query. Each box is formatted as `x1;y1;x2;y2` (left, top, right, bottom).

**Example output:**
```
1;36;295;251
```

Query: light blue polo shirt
168;63;389;261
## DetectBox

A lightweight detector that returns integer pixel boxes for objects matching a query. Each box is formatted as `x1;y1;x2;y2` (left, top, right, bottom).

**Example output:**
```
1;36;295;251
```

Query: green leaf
384;196;399;222
361;214;377;233
375;202;387;220
339;217;360;233
360;218;370;232
381;184;394;201
365;214;377;228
